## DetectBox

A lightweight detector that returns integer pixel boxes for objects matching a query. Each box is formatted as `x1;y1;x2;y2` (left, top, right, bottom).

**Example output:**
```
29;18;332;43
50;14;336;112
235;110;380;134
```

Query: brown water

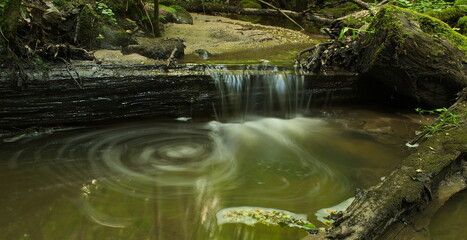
428;190;467;240
0;111;416;240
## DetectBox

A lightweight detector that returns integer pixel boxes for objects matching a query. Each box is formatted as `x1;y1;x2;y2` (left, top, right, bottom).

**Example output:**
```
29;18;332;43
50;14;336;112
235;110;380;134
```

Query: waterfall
208;65;308;121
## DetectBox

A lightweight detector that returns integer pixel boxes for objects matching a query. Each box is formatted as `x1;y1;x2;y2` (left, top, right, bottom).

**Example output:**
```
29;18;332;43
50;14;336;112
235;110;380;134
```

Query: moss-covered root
324;99;466;240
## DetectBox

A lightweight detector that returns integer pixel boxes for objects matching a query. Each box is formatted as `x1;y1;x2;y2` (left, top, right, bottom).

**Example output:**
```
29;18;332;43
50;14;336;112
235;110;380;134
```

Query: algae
238;0;261;9
319;2;360;18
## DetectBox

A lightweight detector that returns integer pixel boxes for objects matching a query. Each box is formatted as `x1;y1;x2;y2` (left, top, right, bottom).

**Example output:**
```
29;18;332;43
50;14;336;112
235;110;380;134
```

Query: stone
122;38;185;59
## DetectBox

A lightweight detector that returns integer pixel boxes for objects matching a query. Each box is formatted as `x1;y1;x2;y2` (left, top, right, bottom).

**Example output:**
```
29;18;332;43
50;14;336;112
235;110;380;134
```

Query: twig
0;26;9;43
257;0;305;31
59;57;82;89
295;45;316;64
139;0;156;37
21;2;48;12
166;47;178;68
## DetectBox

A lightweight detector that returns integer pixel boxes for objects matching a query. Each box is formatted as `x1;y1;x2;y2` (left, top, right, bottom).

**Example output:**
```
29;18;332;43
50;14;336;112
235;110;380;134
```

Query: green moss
319;2;360;18
237;15;262;23
342;15;367;28
238;0;261;9
415;13;467;50
168;4;193;24
457;16;467;35
160;4;176;14
454;0;467;7
374;6;467;51
426;7;467;25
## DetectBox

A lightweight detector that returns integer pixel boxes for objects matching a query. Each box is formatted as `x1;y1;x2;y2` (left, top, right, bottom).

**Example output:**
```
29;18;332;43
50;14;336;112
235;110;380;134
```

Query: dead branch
166;47;178;68
59;57;83;89
21;2;48;12
349;0;372;10
256;0;304;31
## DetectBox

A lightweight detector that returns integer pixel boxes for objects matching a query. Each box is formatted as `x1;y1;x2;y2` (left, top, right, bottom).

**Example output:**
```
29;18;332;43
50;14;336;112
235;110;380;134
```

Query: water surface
0;114;410;240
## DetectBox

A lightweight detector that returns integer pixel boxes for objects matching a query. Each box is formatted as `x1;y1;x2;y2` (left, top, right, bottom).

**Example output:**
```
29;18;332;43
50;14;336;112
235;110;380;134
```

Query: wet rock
122;38;185;59
193;49;212;59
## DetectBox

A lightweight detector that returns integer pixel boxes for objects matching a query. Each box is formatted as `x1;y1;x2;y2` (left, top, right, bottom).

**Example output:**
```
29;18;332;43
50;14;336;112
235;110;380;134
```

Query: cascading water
208;65;308;121
0;65;411;240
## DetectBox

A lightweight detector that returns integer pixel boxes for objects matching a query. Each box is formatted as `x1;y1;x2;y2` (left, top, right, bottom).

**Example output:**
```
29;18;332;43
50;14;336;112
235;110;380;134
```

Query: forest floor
94;13;326;65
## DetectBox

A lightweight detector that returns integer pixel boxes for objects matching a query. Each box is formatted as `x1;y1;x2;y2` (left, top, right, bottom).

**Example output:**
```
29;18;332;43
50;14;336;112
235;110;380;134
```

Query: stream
0;65;461;240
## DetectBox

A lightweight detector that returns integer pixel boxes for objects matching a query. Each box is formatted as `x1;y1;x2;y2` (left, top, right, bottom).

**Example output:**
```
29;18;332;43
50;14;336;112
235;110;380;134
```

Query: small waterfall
208;65;308;121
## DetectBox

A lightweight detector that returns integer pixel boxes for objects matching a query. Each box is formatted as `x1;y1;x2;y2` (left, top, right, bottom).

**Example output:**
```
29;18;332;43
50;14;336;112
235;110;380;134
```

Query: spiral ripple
53;123;239;199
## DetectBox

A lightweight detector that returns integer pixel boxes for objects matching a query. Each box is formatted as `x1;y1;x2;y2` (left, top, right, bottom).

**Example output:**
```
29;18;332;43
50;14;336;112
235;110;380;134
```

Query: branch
349;0;371;10
256;0;305;31
377;0;390;7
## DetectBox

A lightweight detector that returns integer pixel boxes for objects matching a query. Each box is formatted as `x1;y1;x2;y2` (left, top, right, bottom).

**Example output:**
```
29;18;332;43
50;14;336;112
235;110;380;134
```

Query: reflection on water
428;190;467;240
0;117;406;240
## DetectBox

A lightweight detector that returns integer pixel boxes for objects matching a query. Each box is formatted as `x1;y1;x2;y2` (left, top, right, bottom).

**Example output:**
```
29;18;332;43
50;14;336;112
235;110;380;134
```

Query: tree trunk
153;0;161;37
0;0;21;40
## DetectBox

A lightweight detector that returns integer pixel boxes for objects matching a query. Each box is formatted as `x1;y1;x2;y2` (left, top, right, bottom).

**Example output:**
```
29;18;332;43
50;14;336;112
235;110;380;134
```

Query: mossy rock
238;0;261;9
169;5;193;24
356;5;467;107
97;25;137;50
319;2;360;18
158;4;192;24
159;5;176;23
122;39;185;60
117;18;139;32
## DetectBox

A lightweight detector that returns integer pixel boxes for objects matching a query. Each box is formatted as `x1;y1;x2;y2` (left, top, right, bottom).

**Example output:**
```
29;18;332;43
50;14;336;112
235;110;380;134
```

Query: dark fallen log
176;2;337;26
0;63;360;130
298;5;467;107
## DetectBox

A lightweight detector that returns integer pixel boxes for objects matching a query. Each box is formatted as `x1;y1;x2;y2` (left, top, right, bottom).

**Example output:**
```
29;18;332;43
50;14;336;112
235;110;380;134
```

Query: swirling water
0;116;408;240
0;67;413;239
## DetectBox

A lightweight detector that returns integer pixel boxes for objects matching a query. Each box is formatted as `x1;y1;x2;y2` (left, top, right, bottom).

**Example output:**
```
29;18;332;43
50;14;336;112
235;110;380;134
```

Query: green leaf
304;223;316;228
339;27;350;40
